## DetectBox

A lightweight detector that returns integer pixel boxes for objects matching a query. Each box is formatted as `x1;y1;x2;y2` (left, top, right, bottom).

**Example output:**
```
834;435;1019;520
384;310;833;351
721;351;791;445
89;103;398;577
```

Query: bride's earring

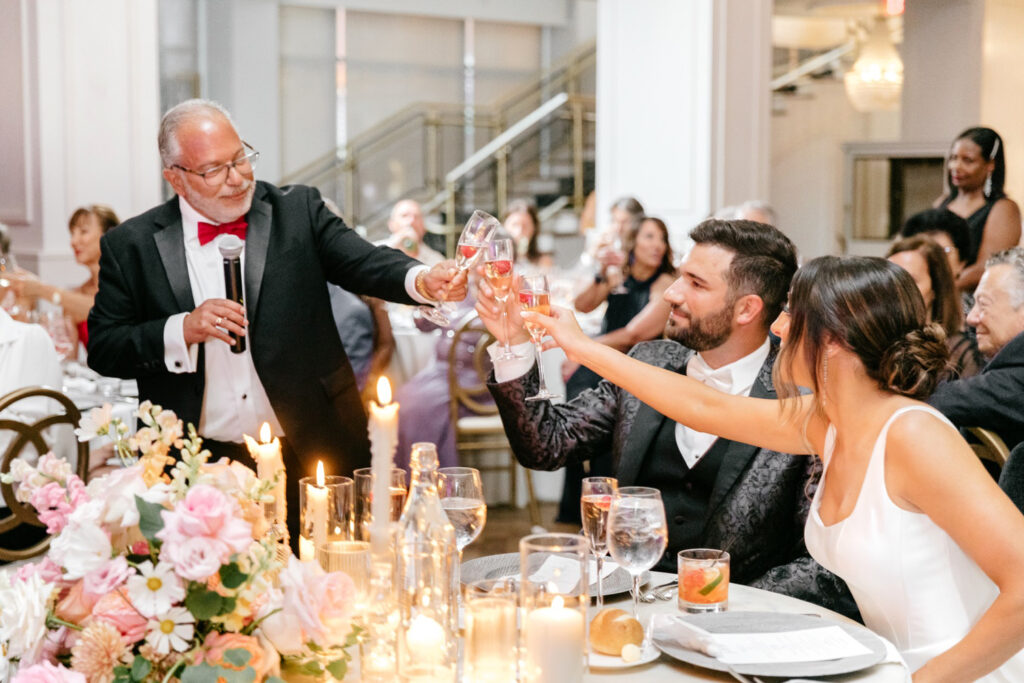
821;354;829;408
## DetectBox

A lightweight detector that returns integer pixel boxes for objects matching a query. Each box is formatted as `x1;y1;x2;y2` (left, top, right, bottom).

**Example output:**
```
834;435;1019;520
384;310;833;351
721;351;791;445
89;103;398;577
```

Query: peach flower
88;590;147;645
203;632;275;679
70;621;129;683
55;581;99;625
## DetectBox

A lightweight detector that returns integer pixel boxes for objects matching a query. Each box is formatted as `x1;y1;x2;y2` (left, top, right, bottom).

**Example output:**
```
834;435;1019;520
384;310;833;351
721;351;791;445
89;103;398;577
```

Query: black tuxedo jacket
87;181;419;474
930;330;1024;451
489;340;857;618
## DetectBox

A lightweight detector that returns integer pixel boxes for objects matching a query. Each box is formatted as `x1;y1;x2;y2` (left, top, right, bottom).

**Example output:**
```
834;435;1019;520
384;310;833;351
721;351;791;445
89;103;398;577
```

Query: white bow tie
686;355;734;394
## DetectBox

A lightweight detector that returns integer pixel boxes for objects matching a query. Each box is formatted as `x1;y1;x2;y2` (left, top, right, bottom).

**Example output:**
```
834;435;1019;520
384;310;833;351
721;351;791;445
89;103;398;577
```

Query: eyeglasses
171;141;259;186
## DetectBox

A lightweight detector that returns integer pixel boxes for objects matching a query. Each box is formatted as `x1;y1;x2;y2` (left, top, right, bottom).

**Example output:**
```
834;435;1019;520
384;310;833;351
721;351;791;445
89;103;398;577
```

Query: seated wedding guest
930;247;1024;451
393;294;487;471
558;215;676;522
11;205;119;349
502;200;552;270
887;235;984;379
900;208;971;282
935;126;1022;292
477;219;857;617
588;196;646;274
527;254;1024;679
378;199;444;266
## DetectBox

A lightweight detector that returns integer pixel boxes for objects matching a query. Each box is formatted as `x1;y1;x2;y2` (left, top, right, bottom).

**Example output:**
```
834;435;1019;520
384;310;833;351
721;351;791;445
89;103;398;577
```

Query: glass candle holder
361;559;399;682
519;533;588;683
298;474;353;562
317;539;372;614
395;539;457;681
465;579;518;682
354;466;408;541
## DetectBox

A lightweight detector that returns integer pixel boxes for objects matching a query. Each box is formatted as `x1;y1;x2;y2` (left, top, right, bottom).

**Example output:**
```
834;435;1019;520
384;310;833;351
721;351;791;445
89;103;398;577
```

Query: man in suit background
476;219;856;617
930;247;1024;452
88;99;464;547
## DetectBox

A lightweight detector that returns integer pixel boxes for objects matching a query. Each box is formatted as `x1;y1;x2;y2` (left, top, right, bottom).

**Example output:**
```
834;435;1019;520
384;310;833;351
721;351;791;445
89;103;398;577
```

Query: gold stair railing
279;41;596;236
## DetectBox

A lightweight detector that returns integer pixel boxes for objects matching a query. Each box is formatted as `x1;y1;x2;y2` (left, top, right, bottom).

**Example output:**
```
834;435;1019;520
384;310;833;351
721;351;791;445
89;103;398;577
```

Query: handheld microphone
218;235;246;354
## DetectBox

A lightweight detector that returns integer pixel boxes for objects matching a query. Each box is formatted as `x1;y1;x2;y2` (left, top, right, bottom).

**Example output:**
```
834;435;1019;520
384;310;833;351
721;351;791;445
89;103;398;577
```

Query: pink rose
129;540;150;555
82;557;132;598
317;571;356;644
55;581;99;625
203;633;274;679
88;590;147;644
12;662;85;683
159;536;223;582
31;482;74;534
16;557;65;585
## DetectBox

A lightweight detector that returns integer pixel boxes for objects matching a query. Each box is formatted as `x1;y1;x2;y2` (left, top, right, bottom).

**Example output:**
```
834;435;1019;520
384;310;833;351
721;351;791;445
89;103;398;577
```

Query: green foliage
130;656;151;681
180;661;255;683
135;495;165;542
219;562;248;589
325;659;349;680
223;648;252;668
185;583;226;620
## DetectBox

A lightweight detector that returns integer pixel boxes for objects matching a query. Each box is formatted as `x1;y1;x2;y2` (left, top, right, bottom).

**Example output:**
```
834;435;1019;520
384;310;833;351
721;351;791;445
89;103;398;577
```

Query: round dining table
586;571;909;682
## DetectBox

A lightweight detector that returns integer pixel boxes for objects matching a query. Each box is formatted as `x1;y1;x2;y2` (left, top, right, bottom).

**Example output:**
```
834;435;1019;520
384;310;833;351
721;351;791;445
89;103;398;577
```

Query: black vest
635;413;728;570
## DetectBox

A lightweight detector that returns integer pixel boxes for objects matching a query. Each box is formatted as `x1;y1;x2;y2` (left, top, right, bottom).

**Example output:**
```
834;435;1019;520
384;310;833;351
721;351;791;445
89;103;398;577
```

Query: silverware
724;664;754;683
640;580;677;602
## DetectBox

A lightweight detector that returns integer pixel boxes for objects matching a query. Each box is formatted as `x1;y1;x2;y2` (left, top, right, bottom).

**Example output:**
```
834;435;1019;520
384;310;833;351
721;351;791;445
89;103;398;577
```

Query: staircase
279;42;597;251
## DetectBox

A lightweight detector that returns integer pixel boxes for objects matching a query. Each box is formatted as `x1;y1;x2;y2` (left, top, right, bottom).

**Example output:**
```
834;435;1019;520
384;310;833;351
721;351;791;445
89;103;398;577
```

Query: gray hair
158;99;238;167
986;247;1024;308
713;200;778;226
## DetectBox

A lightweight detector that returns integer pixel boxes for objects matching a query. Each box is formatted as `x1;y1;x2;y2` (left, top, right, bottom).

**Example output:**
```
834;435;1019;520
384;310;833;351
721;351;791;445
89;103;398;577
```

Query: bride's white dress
805;405;1024;679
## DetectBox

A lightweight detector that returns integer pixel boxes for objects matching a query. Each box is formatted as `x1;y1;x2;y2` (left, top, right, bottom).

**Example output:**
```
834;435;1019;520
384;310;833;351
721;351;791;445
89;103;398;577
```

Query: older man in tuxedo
476;219;857;618
87;99;464;547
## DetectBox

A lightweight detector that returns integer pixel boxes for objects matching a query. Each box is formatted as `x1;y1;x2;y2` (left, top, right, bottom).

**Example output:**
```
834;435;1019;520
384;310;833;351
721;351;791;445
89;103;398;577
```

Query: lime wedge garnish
698;570;723;596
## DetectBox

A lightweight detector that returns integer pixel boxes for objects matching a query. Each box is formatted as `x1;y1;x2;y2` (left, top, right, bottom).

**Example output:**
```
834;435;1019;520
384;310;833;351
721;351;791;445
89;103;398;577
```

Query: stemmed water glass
485;238;523;360
437;467;487;567
607;486;668;619
519;274;562;402
419;210;499;326
581;476;618;610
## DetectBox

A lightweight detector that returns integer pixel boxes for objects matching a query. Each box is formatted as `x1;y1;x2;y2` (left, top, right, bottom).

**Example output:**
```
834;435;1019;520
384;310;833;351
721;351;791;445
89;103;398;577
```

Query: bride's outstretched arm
523;306;821;456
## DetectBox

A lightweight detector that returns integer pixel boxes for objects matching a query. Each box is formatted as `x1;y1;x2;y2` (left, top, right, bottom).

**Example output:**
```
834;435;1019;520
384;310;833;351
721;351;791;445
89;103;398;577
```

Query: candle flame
259;422;271;443
377;376;392;405
552;595;564;609
316;461;325;487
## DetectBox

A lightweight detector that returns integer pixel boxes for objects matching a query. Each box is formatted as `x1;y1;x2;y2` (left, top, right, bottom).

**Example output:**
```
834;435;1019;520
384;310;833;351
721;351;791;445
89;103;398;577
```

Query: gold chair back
0;386;90;562
968;426;1010;467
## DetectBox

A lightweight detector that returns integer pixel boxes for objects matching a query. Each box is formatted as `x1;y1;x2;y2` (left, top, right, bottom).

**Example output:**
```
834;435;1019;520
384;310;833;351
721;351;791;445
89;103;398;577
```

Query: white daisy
145;606;195;655
127;561;185;618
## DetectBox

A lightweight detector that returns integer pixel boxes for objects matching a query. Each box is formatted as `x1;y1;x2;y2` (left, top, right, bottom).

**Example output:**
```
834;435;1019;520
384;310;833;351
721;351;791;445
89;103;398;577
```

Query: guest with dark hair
900;208;971;280
527;255;1024;679
501;200;552;270
12;205;120;348
887;235;984;379
935;127;1022;292
475;220;859;617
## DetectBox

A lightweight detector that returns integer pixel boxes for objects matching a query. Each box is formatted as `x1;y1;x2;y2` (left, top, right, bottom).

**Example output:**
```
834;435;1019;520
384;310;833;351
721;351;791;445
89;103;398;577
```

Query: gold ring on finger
215;316;223;326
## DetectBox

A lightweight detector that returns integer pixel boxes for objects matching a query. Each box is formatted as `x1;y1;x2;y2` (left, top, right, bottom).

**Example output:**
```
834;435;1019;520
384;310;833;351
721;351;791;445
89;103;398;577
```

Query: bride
522;255;1024;682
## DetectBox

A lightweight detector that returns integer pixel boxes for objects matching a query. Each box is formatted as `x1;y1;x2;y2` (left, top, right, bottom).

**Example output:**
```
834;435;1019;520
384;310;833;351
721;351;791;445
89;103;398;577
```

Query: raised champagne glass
485;238;523;360
581;476;618;609
419;210;499;326
519;274;562;402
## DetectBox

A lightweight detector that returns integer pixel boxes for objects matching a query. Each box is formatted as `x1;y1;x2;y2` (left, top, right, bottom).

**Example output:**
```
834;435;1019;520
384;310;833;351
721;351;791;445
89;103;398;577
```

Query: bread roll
589;608;644;656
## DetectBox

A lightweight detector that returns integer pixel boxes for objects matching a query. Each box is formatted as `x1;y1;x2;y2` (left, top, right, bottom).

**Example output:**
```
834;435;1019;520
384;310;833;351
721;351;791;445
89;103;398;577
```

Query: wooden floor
463;502;578;562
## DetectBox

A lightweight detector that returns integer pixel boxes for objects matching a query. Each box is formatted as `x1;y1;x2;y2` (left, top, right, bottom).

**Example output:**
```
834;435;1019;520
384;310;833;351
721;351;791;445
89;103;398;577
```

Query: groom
477;219;857;618
87;99;465;547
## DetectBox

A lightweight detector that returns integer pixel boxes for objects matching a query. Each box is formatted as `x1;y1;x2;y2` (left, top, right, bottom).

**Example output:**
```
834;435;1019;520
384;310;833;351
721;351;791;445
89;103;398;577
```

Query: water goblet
607;486;668;619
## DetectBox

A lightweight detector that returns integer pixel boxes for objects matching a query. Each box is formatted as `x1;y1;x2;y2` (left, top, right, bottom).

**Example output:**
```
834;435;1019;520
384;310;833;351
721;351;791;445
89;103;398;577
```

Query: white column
0;0;161;285
595;0;771;250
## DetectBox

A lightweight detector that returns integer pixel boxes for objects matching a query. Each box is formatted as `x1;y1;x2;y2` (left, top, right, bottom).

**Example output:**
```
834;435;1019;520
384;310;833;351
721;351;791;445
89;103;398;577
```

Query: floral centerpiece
0;402;359;682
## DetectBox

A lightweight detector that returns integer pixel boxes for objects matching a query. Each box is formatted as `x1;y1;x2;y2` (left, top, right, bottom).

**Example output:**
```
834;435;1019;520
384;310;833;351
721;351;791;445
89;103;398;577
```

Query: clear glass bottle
394;442;458;680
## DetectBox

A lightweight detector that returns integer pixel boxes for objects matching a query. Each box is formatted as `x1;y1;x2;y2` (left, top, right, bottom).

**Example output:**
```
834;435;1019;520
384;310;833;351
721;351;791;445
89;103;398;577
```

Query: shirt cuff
163;313;199;373
405;265;432;305
488;340;537;383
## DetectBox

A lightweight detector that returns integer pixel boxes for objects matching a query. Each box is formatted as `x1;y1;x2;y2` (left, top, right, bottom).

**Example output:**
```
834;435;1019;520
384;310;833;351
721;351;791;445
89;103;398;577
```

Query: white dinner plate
588;641;660;669
460;552;649;597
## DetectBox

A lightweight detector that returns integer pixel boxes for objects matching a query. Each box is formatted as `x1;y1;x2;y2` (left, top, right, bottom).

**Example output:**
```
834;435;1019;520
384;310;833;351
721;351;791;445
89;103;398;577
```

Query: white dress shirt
163;197;431;443
489;336;771;468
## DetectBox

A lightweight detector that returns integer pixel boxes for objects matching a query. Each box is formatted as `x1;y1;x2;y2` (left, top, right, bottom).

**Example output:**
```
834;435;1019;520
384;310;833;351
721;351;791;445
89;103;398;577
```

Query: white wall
980;0;1024;204
0;0;161;285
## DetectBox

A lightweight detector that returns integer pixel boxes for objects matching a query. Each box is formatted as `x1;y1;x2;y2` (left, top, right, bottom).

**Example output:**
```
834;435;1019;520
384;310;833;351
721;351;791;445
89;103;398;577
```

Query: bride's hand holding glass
474;275;532;348
518;304;595;364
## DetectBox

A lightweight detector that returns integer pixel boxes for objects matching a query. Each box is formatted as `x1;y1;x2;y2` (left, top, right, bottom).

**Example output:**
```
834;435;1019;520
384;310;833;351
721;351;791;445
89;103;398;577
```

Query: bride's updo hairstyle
775;256;950;411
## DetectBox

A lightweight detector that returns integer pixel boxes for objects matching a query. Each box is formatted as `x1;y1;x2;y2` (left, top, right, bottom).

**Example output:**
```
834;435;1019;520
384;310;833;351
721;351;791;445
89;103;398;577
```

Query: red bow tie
197;218;248;246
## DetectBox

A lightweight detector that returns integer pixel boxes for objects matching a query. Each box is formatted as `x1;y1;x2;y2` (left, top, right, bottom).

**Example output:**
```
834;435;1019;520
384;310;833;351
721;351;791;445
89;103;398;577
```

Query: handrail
771;42;854;91
446;92;569;184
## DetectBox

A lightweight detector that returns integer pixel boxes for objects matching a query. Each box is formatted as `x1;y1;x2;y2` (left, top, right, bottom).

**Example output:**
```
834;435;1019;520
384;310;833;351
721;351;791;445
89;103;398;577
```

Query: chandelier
844;16;903;112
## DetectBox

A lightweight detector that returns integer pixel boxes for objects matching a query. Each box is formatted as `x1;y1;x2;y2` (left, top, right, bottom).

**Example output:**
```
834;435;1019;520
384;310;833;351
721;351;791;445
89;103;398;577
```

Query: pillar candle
309;461;329;555
525;596;585;683
367;376;399;557
244;423;286;535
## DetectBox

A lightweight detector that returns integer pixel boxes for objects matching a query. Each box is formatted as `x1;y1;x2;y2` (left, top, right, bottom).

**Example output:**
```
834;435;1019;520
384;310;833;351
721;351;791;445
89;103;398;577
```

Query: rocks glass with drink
607;486;668;618
419;210;499;326
581;476;617;609
678;548;730;612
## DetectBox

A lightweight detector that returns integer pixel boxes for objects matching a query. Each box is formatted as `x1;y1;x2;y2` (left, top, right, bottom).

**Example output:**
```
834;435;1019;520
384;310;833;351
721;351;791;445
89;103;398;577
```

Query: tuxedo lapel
244;191;272;320
153;214;194;313
618;348;692;485
706;349;777;514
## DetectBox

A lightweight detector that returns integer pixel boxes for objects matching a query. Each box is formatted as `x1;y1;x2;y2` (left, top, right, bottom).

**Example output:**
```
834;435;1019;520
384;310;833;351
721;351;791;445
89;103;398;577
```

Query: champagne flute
607;486;668;619
419;210;499;326
581;476;618;609
519;274;562;402
485;238;523;360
